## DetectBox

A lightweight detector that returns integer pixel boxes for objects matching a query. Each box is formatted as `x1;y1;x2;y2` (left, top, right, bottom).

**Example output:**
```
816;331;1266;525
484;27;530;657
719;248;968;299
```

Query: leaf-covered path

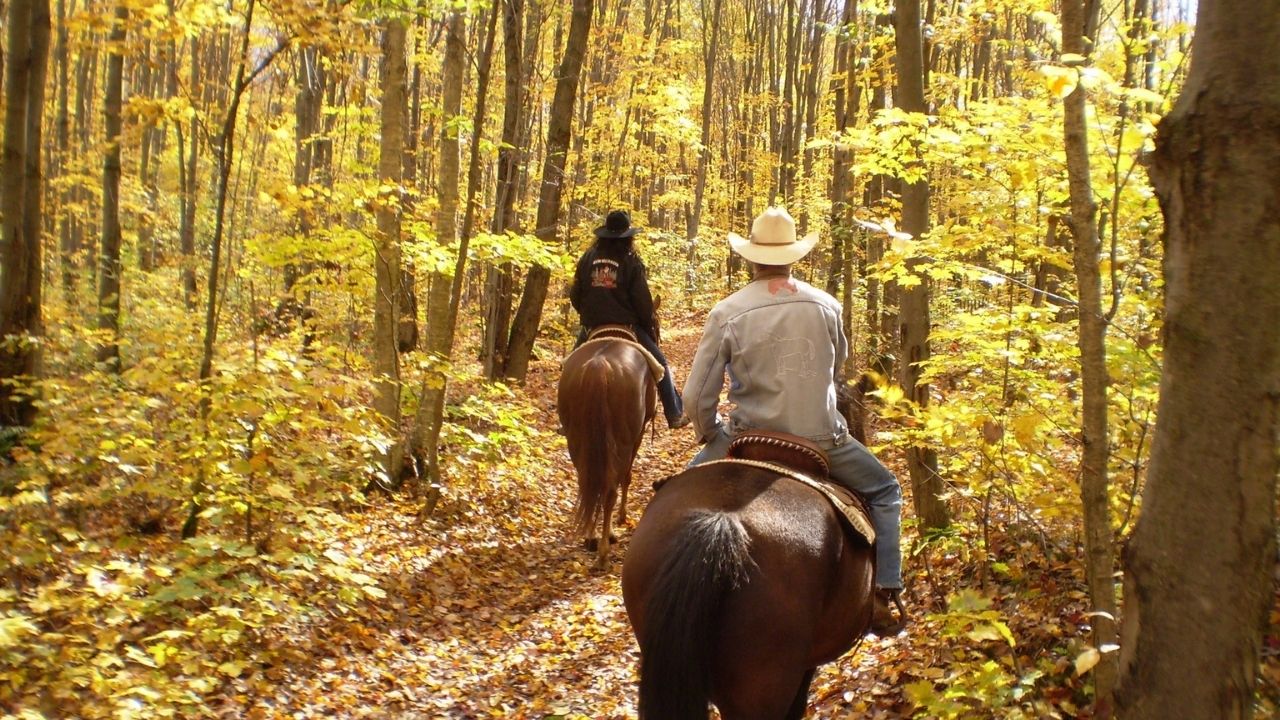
212;312;1079;719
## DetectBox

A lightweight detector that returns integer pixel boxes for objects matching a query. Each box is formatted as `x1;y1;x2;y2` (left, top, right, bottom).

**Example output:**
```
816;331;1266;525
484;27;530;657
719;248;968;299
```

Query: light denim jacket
682;276;849;447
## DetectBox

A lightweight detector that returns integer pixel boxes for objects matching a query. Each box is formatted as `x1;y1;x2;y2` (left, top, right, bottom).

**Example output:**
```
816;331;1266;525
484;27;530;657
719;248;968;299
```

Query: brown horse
621;457;875;719
558;328;656;571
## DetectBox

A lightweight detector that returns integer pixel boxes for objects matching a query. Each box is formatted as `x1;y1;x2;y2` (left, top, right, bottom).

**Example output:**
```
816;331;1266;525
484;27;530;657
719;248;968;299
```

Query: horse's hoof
584;538;599;552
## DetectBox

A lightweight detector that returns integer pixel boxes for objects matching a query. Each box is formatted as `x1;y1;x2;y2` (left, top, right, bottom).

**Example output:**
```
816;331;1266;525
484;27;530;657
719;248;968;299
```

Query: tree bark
54;0;73;300
178;38;200;310
482;0;524;380
684;0;723;290
895;0;948;529
0;0;50;427
1061;0;1119;707
827;0;860;338
97;4;126;370
1116;2;1280;717
502;0;593;382
415;8;465;510
372;17;408;481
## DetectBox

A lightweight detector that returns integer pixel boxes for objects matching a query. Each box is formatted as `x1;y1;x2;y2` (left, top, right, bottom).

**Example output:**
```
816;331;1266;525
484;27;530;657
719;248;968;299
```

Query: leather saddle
569;325;665;382
586;324;637;342
724;430;876;546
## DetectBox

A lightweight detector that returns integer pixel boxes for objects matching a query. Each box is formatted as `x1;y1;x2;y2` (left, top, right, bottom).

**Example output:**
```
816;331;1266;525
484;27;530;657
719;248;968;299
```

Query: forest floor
209;308;1280;719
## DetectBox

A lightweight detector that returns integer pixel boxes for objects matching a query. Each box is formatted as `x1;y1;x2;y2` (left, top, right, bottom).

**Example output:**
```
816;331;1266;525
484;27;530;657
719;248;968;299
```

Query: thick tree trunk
1061;0;1119;707
0;0;50;427
415;8;465;510
97;5;126;369
1117;3;1280;717
503;0;593;382
372;17;408;480
894;0;948;530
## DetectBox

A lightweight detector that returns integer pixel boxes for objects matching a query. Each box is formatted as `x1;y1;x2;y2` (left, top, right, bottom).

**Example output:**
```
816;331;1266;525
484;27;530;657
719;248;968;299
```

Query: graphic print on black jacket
569;242;657;333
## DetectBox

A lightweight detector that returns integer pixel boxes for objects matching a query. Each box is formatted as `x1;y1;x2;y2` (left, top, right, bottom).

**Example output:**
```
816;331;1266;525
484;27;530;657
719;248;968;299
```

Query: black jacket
569;242;656;332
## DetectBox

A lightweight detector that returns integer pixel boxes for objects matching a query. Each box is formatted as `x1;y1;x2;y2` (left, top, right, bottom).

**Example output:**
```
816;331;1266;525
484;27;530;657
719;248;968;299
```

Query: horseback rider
570;209;691;430
682;207;906;634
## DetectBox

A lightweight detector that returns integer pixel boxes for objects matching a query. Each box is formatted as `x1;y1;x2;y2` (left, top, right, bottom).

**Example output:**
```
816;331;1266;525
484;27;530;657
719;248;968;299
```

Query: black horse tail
571;355;613;537
639;510;754;719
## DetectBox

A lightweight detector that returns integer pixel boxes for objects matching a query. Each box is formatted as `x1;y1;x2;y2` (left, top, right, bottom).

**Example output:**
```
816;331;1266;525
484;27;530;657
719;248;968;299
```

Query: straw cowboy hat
728;207;819;265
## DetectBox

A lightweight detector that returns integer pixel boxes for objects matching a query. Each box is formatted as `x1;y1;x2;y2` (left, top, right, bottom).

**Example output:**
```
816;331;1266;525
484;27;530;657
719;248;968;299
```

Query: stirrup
870;588;908;635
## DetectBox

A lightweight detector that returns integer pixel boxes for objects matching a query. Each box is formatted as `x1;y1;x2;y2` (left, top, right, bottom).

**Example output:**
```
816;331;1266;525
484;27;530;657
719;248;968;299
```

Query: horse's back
558;341;654;425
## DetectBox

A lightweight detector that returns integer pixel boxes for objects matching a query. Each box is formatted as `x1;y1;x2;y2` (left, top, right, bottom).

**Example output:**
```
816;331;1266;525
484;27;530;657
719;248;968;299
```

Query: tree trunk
54;0;73;300
502;0;593;382
684;0;722;290
372;17;408;480
1061;0;1119;707
97;4;126;370
895;0;948;529
135;39;156;272
0;0;50;427
1116;2;1280;717
179;38;200;310
827;0;860;325
482;0;524;380
284;45;324;298
414;8;465;510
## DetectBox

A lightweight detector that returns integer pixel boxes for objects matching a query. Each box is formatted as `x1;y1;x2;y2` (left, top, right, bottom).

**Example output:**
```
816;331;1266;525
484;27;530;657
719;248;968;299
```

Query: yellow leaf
1040;65;1078;99
0;615;39;648
1075;647;1101;675
876;384;905;407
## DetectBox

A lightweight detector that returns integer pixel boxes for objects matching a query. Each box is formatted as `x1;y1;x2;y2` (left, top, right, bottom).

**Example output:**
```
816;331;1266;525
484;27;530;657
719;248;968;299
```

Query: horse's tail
639;510;754;719
570;356;615;538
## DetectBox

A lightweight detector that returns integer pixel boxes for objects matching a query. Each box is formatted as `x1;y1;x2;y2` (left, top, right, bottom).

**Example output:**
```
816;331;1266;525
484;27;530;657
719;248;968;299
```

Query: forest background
1;0;1277;717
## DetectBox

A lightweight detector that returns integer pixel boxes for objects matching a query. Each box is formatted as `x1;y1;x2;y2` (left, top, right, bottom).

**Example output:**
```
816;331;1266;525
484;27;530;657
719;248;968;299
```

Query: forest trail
214;311;915;719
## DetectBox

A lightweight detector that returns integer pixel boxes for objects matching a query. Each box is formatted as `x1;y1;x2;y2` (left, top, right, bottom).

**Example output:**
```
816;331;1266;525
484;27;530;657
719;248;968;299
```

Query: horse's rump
623;463;875;719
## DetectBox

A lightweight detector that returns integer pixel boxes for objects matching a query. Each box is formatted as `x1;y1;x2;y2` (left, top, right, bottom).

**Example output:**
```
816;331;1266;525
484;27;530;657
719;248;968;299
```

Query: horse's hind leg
784;669;816;720
616;471;631;527
594;489;617;571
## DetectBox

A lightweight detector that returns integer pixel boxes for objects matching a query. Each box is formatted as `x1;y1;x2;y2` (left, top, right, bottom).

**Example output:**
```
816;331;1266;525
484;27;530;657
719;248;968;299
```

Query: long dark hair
594;235;635;260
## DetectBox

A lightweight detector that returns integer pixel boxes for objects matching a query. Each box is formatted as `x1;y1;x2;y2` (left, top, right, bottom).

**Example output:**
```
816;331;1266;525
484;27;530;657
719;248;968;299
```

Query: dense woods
1;0;1276;717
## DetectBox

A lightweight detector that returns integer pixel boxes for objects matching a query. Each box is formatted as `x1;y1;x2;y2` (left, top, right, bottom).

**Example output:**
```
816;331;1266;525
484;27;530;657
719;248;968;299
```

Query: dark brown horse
558;328;656;571
622;457;875;719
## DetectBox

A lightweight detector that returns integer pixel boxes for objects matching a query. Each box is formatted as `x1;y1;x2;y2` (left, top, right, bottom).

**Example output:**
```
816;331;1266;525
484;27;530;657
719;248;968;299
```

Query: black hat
594;210;638;239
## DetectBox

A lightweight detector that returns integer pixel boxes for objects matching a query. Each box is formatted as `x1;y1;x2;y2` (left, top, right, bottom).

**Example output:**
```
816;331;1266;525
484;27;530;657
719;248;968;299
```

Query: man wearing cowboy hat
682;206;906;634
570;209;690;429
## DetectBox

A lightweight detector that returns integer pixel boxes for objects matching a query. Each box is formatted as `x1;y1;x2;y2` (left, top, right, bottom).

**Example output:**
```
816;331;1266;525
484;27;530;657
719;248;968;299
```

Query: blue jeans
689;427;902;590
576;325;684;424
